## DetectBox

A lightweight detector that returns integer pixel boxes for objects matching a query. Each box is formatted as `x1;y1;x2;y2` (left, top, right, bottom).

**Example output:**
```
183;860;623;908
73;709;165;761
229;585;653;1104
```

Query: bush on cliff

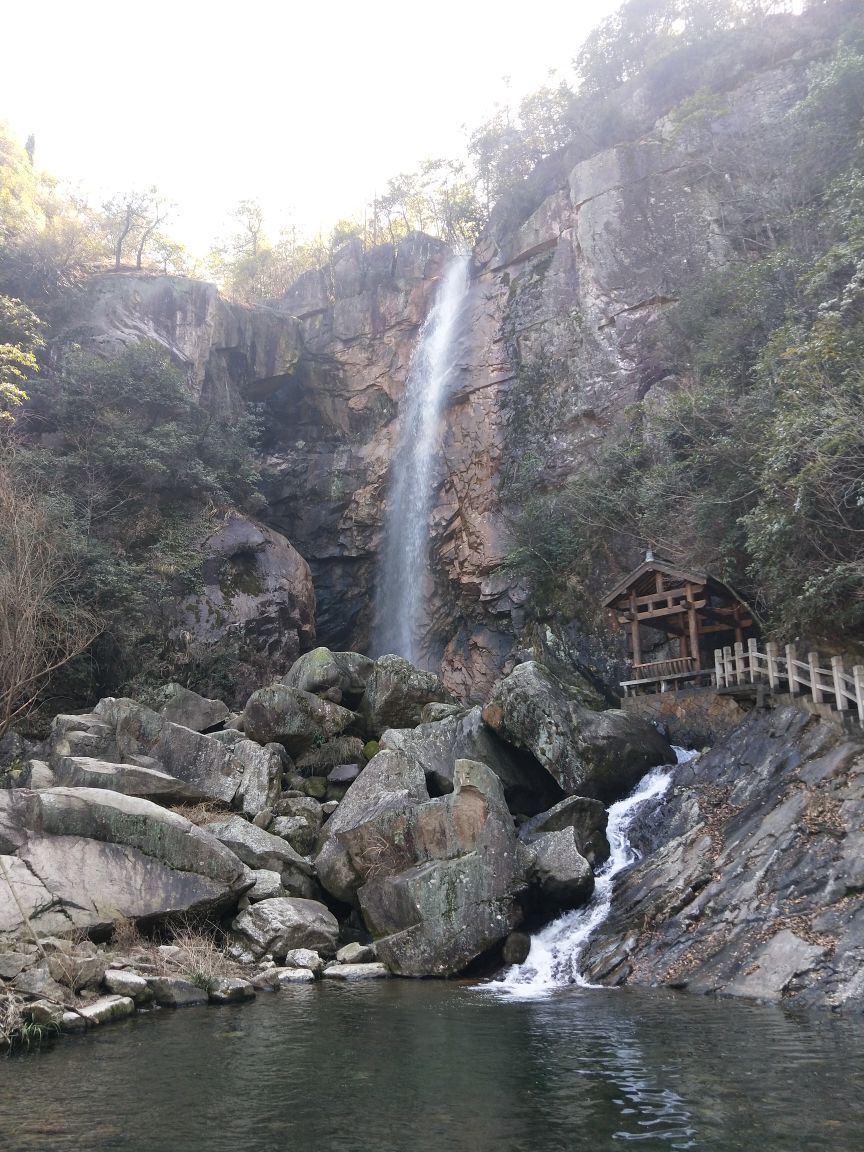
10;341;264;709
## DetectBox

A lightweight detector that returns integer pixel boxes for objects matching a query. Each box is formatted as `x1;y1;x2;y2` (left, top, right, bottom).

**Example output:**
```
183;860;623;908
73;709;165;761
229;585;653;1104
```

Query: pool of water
2;982;863;1152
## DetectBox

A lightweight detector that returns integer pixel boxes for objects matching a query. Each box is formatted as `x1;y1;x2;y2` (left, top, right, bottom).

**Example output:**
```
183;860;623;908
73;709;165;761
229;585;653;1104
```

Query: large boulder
283;647;373;707
482;662;673;802
0;787;248;940
157;684;230;732
172;512;317;708
356;760;525;976
521;829;595;913
313;749;429;903
380;705;562;814
205;814;315;898
361;655;455;737
518;796;610;866
230;740;283;818
241;685;356;756
231;897;339;959
27;756;208;804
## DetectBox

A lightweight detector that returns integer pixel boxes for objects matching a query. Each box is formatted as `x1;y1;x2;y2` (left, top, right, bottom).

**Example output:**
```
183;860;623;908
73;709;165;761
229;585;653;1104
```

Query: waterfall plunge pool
5;752;863;1151
3;980;864;1151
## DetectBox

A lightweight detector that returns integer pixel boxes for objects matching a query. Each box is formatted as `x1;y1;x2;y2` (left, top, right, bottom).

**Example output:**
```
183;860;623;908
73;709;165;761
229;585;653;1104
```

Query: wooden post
724;645;733;686
832;655;848;711
785;644;799;694
734;604;745;647
747;637;759;683
765;642;779;692
734;641;745;686
809;651;823;703
715;648;725;688
685;582;701;671
853;666;864;728
629;589;642;669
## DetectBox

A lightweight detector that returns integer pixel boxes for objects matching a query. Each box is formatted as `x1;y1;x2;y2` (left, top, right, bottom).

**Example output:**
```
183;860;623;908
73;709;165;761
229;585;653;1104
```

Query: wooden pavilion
602;554;756;694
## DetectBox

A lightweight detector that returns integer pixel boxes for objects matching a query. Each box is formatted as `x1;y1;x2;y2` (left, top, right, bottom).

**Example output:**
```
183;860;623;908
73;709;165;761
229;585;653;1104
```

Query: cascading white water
374;256;471;664
490;747;698;999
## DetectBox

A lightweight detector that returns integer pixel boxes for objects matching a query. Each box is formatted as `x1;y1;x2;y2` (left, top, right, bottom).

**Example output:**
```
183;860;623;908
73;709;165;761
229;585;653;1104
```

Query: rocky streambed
3;648;862;1053
0;647;671;1048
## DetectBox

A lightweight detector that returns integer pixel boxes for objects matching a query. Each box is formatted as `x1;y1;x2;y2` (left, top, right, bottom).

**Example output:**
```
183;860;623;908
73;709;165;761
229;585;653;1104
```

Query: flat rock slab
77;995;136;1026
0;787;248;940
208;976;255;1003
104;969;153;1004
52;756;207;803
146;976;209;1007
323;963;390;980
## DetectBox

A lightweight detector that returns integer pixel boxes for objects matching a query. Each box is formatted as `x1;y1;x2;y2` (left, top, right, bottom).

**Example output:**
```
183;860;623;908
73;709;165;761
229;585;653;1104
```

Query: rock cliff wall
582;703;864;1012
60;48;816;702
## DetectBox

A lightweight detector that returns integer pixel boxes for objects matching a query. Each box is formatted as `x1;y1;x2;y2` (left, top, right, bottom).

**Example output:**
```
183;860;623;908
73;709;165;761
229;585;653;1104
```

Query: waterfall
374;255;471;664
487;747;698;999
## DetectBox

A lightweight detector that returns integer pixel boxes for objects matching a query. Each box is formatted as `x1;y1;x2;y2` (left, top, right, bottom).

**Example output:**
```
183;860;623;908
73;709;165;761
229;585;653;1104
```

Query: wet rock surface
582;705;864;1010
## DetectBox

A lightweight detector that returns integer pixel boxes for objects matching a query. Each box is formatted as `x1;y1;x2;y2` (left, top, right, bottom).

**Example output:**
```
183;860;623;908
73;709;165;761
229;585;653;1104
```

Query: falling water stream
490;747;698;999
374;255;471;663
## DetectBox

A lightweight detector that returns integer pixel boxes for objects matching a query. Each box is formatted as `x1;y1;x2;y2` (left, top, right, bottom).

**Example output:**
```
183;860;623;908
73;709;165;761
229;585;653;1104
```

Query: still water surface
2;982;863;1152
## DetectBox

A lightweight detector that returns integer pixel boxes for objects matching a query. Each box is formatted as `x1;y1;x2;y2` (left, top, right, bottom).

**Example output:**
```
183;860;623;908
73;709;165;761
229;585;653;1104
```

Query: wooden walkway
623;639;864;728
715;640;864;727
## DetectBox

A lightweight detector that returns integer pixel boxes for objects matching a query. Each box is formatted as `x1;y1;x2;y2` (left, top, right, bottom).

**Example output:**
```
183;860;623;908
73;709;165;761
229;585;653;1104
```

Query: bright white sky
0;0;621;257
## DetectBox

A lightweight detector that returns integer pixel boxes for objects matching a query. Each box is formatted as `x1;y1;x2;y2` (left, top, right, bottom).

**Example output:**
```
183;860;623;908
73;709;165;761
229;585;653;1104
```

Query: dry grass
108;914;242;991
166;801;228;827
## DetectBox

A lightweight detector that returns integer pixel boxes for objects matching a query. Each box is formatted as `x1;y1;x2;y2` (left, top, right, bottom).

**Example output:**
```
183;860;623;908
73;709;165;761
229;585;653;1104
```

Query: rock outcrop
0;787;248;938
482;662;673;801
174;512;316;705
581;706;864;1010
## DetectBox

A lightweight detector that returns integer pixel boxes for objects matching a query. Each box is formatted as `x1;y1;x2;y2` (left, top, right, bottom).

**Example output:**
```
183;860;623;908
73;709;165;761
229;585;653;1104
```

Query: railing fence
714;639;864;727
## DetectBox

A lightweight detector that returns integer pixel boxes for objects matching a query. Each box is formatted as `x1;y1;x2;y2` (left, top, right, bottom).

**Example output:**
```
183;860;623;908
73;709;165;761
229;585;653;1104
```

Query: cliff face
261;234;450;651
59;50;813;700
582;704;864;1012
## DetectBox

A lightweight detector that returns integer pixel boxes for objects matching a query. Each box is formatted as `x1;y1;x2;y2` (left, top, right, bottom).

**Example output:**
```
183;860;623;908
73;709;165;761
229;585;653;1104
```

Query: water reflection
2;983;863;1152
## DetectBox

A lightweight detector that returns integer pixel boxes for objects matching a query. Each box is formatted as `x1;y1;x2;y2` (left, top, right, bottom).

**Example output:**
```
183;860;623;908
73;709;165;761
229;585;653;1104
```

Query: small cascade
374;255;471;665
491;747;698;999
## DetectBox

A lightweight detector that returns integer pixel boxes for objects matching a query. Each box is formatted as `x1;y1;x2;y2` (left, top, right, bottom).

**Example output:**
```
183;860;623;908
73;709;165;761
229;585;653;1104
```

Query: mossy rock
302;776;328;800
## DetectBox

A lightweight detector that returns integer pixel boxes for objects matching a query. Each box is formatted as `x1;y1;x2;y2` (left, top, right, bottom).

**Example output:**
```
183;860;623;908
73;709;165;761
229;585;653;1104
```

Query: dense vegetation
1;0;862;729
505;3;864;647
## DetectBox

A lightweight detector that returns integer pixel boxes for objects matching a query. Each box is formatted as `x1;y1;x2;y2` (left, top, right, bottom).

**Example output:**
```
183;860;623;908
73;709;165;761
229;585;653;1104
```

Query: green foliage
15;342;263;697
0;294;43;420
506;28;864;644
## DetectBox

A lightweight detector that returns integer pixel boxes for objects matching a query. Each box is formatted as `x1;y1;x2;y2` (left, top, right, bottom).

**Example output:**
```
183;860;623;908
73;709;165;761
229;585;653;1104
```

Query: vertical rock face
256;58;810;699
261;233;451;651
57;273;304;417
53;52;811;700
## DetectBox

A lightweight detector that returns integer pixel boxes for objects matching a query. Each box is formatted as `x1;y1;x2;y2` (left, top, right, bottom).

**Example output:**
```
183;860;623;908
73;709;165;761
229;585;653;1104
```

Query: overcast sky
1;0;621;255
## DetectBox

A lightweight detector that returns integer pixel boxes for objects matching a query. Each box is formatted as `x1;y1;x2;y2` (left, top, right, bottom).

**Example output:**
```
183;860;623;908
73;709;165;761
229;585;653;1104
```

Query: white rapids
489;747;698;1000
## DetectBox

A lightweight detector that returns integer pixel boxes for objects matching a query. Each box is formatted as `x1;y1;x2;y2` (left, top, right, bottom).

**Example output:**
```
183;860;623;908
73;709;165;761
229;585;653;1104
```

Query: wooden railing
715;639;864;727
634;657;697;680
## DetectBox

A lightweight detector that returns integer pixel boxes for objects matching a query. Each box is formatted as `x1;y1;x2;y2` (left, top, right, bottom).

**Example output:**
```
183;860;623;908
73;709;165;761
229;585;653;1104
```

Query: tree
0;295;43;422
0;442;99;737
101;187;171;271
102;190;149;269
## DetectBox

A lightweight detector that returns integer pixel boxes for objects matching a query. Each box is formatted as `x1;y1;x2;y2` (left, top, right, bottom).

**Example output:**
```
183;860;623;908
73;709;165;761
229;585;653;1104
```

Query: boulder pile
1;648;674;1042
